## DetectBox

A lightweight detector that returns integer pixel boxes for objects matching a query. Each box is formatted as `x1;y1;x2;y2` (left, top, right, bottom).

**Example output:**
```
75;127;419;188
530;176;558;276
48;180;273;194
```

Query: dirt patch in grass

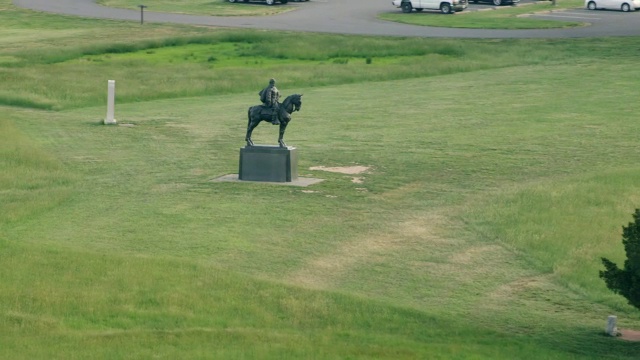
620;329;640;341
310;166;370;184
309;166;370;174
284;212;451;289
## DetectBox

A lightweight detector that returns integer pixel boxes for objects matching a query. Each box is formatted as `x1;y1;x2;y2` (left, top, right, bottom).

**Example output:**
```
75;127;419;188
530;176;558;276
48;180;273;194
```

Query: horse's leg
246;123;260;146
278;122;288;148
246;116;259;147
245;109;253;146
245;130;254;146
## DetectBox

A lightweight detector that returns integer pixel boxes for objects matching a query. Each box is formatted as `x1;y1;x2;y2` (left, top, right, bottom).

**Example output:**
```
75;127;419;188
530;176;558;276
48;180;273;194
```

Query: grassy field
98;0;295;16
2;0;640;358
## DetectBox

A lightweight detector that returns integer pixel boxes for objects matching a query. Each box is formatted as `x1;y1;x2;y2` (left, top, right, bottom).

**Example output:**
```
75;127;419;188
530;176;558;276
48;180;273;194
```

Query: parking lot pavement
525;10;601;21
523;8;640;21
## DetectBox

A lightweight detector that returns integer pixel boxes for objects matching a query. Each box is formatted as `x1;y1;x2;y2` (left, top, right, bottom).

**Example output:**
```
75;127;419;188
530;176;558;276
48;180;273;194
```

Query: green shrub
600;209;640;310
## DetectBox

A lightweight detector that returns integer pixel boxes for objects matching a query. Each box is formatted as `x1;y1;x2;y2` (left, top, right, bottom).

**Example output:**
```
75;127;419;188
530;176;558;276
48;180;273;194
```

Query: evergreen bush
600;209;640;310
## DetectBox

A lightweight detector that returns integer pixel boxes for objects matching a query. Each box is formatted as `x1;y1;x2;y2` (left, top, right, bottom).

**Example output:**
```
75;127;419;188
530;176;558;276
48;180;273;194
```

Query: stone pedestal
104;80;117;125
239;145;298;182
606;315;618;336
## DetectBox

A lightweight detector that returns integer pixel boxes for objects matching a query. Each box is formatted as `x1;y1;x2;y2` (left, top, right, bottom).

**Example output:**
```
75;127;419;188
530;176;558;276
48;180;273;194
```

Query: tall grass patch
464;170;640;310
0;112;73;224
0;241;565;359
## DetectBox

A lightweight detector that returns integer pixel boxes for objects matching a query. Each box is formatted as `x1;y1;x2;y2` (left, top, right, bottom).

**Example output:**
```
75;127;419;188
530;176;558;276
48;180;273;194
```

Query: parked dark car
229;0;287;4
228;0;309;4
471;0;518;5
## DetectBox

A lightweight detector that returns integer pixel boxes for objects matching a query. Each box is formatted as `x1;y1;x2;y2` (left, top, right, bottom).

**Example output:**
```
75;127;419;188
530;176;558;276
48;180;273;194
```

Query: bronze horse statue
246;94;303;148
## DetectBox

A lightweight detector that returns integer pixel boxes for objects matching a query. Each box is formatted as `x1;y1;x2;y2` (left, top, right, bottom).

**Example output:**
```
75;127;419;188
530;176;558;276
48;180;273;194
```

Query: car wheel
266;0;274;4
621;2;631;11
440;2;452;13
416;8;424;11
587;1;596;9
493;0;502;5
401;2;412;12
281;0;288;3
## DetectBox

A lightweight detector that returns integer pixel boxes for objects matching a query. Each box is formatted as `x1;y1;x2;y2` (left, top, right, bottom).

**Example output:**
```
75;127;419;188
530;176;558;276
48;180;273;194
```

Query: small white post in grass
104;80;117;125
606;315;618;336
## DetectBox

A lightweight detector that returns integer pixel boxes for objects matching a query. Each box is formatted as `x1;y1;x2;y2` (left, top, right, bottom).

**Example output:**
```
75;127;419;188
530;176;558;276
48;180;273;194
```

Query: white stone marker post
606;315;617;336
104;80;117;125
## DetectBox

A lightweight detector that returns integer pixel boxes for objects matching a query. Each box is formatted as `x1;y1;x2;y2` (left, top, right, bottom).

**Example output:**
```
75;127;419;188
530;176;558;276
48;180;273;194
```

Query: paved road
13;0;640;38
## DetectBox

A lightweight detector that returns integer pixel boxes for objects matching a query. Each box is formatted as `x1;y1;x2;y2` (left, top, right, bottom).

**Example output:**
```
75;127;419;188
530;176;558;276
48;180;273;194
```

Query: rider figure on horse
259;78;281;125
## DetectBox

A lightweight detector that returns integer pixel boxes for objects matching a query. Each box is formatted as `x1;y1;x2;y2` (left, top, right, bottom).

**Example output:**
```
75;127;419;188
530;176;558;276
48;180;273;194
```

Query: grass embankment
2;0;640;358
98;0;295;16
2;11;637;111
380;0;585;29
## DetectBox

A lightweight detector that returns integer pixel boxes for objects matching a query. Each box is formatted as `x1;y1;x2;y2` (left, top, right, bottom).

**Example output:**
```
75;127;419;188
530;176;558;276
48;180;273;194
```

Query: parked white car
392;0;468;14
585;0;639;11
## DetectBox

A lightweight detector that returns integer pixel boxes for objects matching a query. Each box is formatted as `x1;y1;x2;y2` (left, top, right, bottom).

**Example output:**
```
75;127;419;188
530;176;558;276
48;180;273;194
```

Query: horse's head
283;94;303;113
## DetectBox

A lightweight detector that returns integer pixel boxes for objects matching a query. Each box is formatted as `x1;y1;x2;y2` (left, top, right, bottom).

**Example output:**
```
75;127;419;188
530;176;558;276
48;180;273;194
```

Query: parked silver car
585;0;639;11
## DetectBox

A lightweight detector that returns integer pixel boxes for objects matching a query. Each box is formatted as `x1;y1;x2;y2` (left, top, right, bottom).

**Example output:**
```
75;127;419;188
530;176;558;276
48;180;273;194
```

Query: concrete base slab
212;174;324;187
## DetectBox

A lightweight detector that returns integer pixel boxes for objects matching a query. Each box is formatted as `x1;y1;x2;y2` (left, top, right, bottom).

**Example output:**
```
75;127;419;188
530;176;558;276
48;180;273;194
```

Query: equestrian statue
246;78;303;148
